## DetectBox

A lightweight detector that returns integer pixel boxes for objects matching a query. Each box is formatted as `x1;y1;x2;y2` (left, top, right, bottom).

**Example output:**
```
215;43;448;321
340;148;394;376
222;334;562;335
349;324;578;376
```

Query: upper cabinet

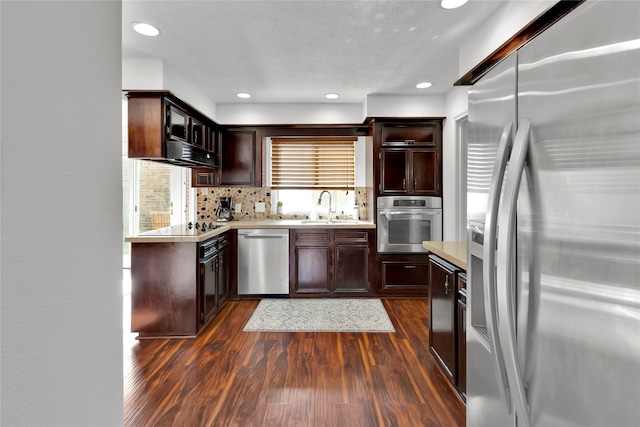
125;91;218;169
218;128;262;187
380;122;440;146
373;119;443;198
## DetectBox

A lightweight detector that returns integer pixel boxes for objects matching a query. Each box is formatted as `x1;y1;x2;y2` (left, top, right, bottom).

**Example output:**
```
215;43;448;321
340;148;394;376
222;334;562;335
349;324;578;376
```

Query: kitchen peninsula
423;240;467;402
125;219;375;338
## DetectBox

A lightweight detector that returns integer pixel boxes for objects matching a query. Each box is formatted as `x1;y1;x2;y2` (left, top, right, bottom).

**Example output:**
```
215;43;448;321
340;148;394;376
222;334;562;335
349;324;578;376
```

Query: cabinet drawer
381;261;429;288
292;230;331;246
333;230;369;244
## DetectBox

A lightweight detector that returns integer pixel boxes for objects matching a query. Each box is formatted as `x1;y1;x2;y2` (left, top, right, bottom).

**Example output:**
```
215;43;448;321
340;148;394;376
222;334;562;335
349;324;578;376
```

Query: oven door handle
380;210;442;219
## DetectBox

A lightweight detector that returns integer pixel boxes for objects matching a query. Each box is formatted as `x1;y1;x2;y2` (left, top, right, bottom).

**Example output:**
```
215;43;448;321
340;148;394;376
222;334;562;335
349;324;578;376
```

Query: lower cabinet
378;254;430;297
131;231;232;338
456;272;467;402
290;229;372;296
427;253;467;402
217;235;231;305
198;232;231;325
428;254;459;384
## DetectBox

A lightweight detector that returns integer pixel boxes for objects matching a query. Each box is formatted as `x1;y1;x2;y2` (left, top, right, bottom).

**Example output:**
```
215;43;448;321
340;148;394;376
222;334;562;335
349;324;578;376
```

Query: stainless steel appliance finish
238;229;289;295
377;196;442;253
467;2;640;426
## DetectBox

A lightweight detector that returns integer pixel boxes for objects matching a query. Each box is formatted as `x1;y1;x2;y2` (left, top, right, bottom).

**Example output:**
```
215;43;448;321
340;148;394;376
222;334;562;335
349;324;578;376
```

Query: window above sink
266;136;367;217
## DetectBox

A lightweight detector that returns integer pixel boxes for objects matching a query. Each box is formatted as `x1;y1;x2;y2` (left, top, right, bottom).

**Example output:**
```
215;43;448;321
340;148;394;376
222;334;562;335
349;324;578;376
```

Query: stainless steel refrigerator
466;1;640;426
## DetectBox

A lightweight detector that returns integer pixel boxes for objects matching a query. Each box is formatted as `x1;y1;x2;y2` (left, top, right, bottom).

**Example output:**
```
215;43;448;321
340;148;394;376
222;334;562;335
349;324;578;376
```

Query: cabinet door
190;117;206;148
457;294;467;399
410;149;439;194
380;149;408;193
428;255;459;383
334;245;369;293
217;245;230;305
219;130;260;186
166;102;189;142
191;167;217;187
200;255;218;324
292;246;331;294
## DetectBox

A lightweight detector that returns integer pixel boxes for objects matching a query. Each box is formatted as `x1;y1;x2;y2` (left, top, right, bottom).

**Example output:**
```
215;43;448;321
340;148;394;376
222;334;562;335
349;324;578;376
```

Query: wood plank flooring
124;298;466;427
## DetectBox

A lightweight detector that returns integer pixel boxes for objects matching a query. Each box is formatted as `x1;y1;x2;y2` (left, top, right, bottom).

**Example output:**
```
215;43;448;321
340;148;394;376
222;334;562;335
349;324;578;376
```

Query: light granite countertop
422;241;467;271
125;219;375;243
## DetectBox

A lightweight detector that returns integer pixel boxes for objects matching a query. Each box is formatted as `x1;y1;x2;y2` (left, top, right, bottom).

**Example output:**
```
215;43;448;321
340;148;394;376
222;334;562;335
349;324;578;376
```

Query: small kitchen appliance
215;197;234;222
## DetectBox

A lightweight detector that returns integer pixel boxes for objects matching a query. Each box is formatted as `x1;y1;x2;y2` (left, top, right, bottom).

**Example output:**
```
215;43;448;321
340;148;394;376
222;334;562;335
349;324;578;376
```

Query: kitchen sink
300;220;361;225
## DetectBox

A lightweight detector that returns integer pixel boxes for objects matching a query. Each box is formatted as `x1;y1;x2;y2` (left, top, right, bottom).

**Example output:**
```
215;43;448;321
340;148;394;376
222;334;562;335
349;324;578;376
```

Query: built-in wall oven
377;196;442;253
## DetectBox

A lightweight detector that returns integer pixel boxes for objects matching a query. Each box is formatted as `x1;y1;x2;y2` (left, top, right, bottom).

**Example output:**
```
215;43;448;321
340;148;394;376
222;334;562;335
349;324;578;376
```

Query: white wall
123;58;217;120
458;0;556;77
1;2;123;425
442;86;469;241
163;61;217;120
122;57;164;89
216;94;447;125
216;103;364;125
365;94;445;118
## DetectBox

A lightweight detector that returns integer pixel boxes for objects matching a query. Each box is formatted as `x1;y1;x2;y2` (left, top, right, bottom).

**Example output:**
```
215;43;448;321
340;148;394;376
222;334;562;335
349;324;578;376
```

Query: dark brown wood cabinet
199;232;232;325
217;232;231;305
378;254;430;297
190;116;207;149
380;148;439;195
333;231;371;293
373;119;443;199
290;229;372;296
131;241;199;337
428;254;460;384
191;167;218;187
456;272;467;401
130;231;232;338
380;122;440;146
291;231;331;294
219;129;261;186
125;90;218;169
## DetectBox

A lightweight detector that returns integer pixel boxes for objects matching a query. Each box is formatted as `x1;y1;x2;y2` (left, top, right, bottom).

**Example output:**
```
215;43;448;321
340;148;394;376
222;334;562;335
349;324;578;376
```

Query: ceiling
122;0;505;104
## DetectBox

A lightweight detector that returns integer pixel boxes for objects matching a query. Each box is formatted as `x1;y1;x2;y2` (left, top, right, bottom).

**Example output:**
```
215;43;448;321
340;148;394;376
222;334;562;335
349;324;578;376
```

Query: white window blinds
271;137;356;189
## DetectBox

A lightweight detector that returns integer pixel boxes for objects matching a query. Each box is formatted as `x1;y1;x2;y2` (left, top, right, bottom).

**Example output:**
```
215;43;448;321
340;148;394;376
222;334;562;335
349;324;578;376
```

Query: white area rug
243;299;395;333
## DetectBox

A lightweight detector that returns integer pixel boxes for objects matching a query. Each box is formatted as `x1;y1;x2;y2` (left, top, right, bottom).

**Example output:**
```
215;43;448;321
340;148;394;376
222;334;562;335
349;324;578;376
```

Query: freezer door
516;1;640;426
467;52;517;427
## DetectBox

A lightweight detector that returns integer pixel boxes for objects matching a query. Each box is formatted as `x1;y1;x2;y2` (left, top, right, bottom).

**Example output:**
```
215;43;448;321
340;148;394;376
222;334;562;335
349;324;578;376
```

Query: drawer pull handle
404;265;416;269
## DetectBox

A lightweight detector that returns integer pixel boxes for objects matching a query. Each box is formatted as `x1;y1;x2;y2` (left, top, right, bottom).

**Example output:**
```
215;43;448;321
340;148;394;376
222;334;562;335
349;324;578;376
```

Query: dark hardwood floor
123;298;466;427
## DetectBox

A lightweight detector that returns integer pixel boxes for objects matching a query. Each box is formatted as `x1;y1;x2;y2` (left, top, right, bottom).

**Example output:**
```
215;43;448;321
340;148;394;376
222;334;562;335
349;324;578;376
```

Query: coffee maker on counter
215;197;234;222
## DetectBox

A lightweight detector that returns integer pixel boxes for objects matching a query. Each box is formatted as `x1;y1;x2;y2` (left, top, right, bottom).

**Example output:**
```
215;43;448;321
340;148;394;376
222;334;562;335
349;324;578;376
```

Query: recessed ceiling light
416;82;432;89
131;22;160;37
441;0;469;9
325;93;340;99
236;92;251;99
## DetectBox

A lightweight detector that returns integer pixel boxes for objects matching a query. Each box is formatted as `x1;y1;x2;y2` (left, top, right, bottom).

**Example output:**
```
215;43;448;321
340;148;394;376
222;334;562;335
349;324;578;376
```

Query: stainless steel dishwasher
237;229;289;295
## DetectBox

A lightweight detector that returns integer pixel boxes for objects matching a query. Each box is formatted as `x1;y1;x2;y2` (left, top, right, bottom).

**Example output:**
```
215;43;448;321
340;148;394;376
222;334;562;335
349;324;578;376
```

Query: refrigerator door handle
497;118;532;427
482;121;514;411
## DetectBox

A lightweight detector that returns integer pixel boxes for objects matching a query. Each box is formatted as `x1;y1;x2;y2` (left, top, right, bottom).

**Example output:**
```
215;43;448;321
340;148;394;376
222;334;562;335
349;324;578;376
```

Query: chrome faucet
317;190;335;220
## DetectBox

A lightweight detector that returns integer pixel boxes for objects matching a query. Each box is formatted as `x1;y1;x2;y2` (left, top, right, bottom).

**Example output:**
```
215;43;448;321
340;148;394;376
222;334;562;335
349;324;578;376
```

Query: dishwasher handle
241;234;285;239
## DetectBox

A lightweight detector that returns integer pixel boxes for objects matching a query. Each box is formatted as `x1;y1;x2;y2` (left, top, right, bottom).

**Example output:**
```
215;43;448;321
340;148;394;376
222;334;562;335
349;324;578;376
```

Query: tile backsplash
196;187;369;221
